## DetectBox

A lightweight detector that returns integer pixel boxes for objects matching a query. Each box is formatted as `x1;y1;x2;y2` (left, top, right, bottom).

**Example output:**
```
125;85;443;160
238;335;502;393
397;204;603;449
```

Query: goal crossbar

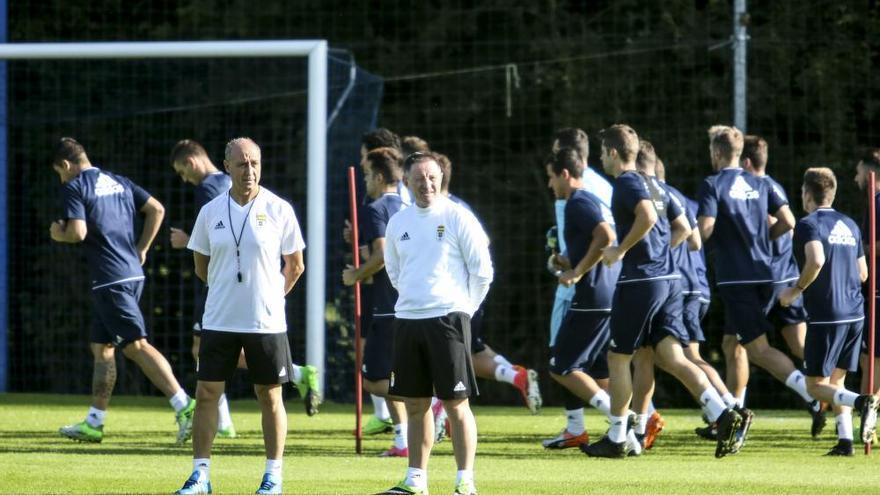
0;40;328;393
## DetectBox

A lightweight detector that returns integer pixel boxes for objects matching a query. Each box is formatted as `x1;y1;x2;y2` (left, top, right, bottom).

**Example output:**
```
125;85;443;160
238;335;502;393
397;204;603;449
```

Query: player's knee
254;385;283;407
120;338;151;358
195;383;223;403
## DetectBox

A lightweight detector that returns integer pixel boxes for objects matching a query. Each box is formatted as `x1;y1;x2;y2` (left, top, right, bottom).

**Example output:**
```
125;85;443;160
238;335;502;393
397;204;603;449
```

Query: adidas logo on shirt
828;220;857;246
214;220;226;230
729;175;760;200
95;173;124;197
400;232;411;241
453;381;466;392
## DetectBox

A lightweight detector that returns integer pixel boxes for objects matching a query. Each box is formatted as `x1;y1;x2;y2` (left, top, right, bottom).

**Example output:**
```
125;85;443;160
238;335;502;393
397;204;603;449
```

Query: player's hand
601;245;624;266
49;219;66;241
558;269;580;287
342;264;358;286
137;249;147;266
343;219;353;244
170;227;190;249
778;286;802;307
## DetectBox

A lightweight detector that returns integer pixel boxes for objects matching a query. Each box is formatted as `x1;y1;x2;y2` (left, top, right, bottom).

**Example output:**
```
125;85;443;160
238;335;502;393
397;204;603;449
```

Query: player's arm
559;222;615;287
686;222;702;251
769;204;796;240
602;200;656;266
697;215;715;242
170;227;190;249
779;240;824;307
343;237;386;286
858;256;868;283
669;213;691;248
49;218;87;243
193;252;210;283
135;197;165;265
282;250;305;294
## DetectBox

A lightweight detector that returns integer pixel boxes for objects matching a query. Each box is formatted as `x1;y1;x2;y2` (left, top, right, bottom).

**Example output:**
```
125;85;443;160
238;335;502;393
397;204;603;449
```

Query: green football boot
59;421;103;443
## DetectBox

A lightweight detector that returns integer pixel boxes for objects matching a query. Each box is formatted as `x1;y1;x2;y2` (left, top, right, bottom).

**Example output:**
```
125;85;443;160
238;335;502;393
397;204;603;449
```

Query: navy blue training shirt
760;175;800;283
361;192;405;317
686;197;711;299
663;183;704;296
62;167;150;289
612;171;682;283
697;168;787;285
793;208;865;323
564;189;620;309
194;172;231;212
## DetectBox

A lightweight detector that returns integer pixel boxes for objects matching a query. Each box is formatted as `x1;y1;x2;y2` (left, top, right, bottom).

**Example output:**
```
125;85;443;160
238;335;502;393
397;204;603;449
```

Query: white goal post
0;40;329;392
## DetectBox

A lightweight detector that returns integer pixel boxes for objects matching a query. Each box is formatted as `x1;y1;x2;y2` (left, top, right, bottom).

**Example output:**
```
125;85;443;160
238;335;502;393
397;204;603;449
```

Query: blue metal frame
0;0;8;392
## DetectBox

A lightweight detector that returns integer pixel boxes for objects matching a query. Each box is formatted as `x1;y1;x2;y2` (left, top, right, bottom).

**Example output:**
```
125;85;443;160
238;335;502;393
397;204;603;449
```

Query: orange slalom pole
868;171;876;456
348;166;364;455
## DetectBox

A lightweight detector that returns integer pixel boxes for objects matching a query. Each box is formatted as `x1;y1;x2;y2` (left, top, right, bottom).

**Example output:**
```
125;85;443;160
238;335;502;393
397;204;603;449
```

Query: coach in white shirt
377;152;493;495
176;138;305;495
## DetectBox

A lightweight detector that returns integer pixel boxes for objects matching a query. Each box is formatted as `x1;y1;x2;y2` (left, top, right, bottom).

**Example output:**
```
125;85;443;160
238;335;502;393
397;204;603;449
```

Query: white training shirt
384;196;493;319
188;187;305;333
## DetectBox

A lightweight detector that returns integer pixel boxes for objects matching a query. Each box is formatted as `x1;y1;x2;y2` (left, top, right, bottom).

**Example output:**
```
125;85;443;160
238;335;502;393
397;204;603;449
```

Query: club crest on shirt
437;225;445;241
256;213;267;226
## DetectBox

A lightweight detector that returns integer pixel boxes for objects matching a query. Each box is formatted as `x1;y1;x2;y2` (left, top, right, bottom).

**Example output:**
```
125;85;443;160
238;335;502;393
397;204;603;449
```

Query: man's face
362;159;381;199
225;141;261;192
51;162;72;184
172;159;198;185
404;159;442;208
600;145;615;175
545;163;566;199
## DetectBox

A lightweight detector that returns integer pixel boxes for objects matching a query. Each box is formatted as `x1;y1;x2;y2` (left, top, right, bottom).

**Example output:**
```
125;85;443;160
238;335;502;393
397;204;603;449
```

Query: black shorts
805;320;863;377
718;283;776;344
470;306;487;354
90;280;148;346
363;317;394;381
390;312;479;400
192;283;208;335
549;309;610;379
198;330;293;385
683;295;710;343
609;278;689;355
769;281;808;326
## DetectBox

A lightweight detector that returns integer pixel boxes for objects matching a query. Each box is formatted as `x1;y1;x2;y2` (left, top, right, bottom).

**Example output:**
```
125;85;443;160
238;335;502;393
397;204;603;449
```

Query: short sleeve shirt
61;167;149;289
697;168;786;285
761;175;800;283
361;193;406;316
663;183;703;296
188;187;306;333
793;209;864;323
685;197;711;299
194;172;232;212
611;171;681;283
565;189;620;309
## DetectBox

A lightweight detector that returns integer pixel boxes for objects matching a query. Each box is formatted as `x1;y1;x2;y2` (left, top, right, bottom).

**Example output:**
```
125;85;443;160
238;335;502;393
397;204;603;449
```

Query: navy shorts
90;280;147;346
804;320;864;377
363;317;394;381
470;306;487;354
718;283;776;344
769;281;808;326
609;278;689;355
683;295;710;343
549;309;610;379
198;330;293;385
865;298;880;357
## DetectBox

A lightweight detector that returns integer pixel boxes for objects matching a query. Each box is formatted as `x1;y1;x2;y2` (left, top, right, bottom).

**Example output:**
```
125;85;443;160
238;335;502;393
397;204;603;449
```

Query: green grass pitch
0;393;878;494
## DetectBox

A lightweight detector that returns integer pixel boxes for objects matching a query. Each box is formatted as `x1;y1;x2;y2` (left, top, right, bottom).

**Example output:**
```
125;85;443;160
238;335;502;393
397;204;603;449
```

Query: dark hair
362;128;401;153
549;147;584;179
636;140;657;173
599;124;639;162
708;125;744;162
860;148;880;169
742;135;768;171
53;137;87;165
401;135;430;156
435;152;453;191
403;151;443;173
170;139;208;166
365;147;402;185
554;128;589;162
803;167;837;204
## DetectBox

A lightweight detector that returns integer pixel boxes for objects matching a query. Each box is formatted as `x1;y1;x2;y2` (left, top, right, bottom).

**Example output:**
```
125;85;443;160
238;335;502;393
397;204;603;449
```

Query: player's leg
781;322;806;360
363;317;403;450
59;341;116;443
827;369;855;455
860;315;880;395
631;346;657;448
444;398;477;491
722;336;749;405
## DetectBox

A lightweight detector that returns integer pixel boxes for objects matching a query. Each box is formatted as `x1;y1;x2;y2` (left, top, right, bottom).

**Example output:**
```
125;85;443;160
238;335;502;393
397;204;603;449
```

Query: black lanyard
227;190;259;283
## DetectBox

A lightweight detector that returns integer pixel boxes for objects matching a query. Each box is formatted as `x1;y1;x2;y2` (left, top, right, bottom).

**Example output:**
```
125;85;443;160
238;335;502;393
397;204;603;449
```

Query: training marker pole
348;166;363;455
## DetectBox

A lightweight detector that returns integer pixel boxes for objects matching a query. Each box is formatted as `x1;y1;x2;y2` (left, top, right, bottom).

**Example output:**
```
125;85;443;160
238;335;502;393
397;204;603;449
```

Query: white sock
785;370;814;403
588;390;612;416
635;414;648;435
647;401;656;416
372;395;391;421
721;392;737;408
455;469;474;486
217;393;233;429
494;365;518;385
265;458;282;477
837;412;854;441
608;415;628;443
833;389;859;407
393;423;408;449
493;354;514;368
700;388;727;422
736;388;747;408
169;389;190;412
290;364;303;383
405;467;427;490
565;408;585;435
193;458;210;479
85;406;106;428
